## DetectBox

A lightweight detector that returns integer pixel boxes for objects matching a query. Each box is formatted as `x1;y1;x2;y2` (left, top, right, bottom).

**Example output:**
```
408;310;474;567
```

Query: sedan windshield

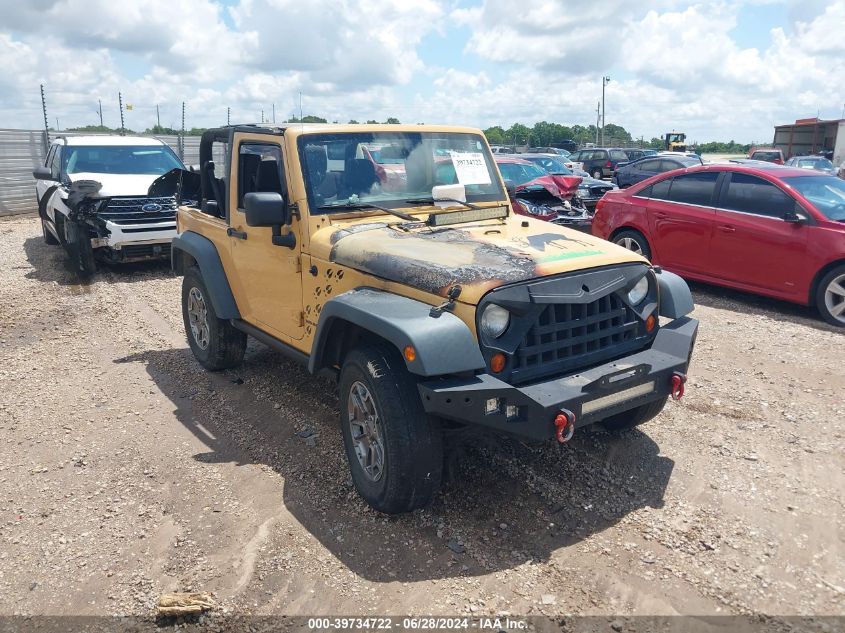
298;132;503;212
796;158;834;170
783;176;845;221
63;145;183;175
497;161;548;185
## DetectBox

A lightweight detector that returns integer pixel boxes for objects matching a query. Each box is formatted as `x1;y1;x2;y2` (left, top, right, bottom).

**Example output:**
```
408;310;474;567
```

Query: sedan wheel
617;237;643;255
822;272;845;325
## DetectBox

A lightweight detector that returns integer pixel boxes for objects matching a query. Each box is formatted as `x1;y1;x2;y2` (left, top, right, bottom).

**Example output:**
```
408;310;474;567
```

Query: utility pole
601;76;610;147
595;102;600;145
299;92;303;122
179;101;185;161
272;103;276;124
56;118;60;131
98;99;103;127
227;107;230;126
261;109;264;123
118;92;125;135
156;104;161;129
40;84;49;148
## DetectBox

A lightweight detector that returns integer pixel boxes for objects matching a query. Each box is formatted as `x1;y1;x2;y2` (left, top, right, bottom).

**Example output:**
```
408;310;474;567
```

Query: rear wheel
816;265;845;327
613;229;652;260
339;343;443;514
591;168;603;180
181;266;246;370
602;396;668;431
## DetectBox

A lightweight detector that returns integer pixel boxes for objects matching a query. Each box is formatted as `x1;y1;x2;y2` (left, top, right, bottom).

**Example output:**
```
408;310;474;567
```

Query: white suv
33;135;185;276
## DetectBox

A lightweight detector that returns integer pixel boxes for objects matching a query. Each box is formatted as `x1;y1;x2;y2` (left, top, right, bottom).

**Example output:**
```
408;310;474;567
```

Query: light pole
601;76;611;147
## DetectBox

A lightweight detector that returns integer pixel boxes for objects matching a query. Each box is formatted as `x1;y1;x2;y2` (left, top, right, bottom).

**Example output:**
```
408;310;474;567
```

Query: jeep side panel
309;288;485;377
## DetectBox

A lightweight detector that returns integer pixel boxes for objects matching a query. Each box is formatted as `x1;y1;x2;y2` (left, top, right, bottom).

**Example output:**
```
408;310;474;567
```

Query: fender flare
171;231;240;319
309;288;485;377
37;184;61;222
656;269;694;318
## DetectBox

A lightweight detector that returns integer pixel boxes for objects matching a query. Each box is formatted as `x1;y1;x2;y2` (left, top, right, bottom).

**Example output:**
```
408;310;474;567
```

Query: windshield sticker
450;151;492;186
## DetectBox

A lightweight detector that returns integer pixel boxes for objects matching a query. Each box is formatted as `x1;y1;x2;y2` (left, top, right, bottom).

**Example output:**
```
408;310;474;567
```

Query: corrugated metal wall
0;129;203;217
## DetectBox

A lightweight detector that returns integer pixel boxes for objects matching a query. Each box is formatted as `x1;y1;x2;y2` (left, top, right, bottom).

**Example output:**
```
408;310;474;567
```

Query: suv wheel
339;343;443;514
182;266;246;370
816;265;845;327
602;396;668;431
41;218;59;245
63;218;96;278
613;229;652;260
591;168;603;180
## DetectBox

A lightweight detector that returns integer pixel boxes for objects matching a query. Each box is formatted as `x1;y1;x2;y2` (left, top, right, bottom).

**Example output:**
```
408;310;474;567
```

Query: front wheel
816;265;845;327
63;218;96;277
181;266;246;370
339;343;443;514
601;396;668;431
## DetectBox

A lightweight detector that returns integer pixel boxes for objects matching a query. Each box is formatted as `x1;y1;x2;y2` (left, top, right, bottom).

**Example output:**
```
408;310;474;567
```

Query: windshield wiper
317;202;417;222
404;197;482;210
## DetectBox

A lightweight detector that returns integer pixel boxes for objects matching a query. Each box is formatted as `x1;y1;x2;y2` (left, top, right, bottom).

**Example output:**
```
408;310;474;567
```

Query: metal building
772;117;845;164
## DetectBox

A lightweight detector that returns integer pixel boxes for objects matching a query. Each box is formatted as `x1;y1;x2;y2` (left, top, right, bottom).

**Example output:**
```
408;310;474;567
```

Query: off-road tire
339;343;443;514
815;264;845;327
612;229;652;261
63;218;96;278
182;266;246;371
592;168;603;180
601;396;668;431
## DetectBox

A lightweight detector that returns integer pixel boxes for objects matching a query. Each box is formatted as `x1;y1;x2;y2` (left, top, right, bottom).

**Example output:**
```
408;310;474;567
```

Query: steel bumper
418;316;698;441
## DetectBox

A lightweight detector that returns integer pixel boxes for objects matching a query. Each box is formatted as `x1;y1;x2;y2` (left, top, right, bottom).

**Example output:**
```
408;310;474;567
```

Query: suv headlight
627;276;650;305
480;304;510;338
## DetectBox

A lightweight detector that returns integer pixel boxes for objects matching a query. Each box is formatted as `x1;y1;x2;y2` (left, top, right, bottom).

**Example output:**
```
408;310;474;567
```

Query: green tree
483;125;505;145
384;117;400;124
348;119;359;124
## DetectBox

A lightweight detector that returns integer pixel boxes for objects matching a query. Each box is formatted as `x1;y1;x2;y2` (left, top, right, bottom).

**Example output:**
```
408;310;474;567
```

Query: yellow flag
125;104;134;111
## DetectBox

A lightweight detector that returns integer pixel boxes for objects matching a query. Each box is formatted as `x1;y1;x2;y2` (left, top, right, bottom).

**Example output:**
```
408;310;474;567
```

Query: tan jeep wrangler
171;124;698;514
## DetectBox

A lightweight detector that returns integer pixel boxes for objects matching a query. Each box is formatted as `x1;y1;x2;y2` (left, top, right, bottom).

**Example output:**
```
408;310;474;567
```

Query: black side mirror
785;203;808;224
33;166;52;180
504;179;516;195
244;192;289;227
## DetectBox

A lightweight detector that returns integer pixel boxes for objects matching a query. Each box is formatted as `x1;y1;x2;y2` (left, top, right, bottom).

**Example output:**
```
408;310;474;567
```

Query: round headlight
627;276;650;305
480;304;510;338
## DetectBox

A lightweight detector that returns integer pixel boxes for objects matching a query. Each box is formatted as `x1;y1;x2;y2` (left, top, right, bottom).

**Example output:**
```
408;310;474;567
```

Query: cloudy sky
1;0;843;143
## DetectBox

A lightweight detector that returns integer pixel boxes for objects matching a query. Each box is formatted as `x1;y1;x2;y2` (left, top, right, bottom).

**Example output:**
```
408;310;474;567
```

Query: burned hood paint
314;214;645;304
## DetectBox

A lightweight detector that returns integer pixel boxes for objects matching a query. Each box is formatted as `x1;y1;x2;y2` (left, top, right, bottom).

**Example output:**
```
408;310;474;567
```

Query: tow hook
554;409;576;444
671;372;687;401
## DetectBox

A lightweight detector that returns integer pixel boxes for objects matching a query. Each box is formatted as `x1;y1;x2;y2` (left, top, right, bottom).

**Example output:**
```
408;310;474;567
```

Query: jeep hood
69;173;162;197
314;215;645;305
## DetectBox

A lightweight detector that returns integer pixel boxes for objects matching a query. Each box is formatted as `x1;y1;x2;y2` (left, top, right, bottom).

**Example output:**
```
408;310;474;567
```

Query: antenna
118;92;125;135
40;84;49;147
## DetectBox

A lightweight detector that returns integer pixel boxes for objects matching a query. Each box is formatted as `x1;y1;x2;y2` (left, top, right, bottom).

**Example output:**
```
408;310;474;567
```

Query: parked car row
592;161;845;327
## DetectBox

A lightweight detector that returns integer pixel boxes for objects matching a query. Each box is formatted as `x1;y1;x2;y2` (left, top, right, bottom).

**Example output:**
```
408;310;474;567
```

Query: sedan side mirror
33;166;52;180
784;203;809;224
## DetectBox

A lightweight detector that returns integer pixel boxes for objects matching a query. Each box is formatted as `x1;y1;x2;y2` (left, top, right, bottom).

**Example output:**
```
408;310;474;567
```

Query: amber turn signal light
490;353;506;373
403;345;416;362
645;314;656;333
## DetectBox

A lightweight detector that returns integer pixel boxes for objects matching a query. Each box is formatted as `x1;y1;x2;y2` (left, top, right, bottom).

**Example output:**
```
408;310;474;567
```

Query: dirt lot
0;215;843;624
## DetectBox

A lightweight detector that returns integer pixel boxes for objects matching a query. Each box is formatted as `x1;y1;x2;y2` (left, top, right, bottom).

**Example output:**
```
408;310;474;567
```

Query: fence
0;129;202;217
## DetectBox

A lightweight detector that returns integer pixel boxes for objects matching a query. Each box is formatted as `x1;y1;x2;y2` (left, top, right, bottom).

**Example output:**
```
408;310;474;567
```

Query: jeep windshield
299;132;505;214
63;146;183;175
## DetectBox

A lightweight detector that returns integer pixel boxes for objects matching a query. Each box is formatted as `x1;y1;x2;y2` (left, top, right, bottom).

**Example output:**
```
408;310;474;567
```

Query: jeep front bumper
418;316;698;441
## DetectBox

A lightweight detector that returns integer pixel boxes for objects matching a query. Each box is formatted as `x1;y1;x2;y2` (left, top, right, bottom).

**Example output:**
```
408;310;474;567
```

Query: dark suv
569;148;630;180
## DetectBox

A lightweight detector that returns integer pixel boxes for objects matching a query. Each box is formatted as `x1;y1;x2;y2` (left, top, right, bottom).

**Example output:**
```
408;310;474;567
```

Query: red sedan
494;156;567;222
592;163;845;326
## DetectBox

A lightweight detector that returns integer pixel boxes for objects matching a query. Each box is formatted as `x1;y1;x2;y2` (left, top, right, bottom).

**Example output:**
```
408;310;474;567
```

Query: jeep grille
512;292;640;384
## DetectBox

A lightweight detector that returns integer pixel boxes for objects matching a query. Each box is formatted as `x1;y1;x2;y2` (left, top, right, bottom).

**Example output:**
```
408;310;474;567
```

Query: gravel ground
0;215;842;624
